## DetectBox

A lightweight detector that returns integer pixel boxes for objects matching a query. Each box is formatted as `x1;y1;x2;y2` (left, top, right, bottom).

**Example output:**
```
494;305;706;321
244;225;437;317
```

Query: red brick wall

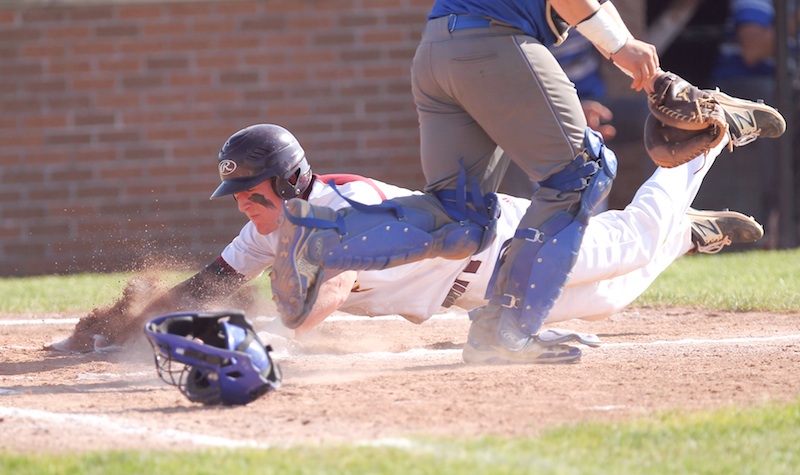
0;0;654;277
0;0;431;276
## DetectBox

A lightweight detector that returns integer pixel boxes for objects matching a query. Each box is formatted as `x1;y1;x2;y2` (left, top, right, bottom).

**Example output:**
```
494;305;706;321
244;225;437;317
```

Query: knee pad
539;128;618;223
492;211;584;332
433;164;501;254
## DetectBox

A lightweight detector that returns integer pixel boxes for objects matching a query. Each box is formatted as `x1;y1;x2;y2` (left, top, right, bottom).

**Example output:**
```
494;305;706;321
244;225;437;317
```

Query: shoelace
695;235;732;254
731;130;760;147
708;86;763;148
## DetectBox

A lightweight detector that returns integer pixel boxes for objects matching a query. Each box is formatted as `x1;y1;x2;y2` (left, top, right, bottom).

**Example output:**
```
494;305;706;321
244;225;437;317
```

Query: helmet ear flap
273;158;312;199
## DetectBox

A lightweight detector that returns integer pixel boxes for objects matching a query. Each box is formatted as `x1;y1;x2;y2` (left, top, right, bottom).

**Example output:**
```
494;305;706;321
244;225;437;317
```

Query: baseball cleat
687;208;764;254
463;336;582;365
538;328;602;348
271;198;338;327
462;307;585;365
47;332;124;353
706;89;786;146
47;333;104;353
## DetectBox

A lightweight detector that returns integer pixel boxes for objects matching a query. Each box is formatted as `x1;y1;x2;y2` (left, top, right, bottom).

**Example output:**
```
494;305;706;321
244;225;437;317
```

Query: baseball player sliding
52;122;768;362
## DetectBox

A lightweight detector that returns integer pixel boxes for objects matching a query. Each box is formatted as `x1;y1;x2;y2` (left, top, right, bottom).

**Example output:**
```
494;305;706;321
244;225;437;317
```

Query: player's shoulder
310;175;418;206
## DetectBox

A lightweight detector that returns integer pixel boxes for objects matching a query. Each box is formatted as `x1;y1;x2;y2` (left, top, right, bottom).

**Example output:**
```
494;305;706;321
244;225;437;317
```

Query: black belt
445;14;492;32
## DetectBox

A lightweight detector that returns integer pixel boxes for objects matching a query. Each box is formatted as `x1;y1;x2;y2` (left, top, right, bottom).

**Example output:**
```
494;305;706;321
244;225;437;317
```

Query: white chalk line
0;312;468;327
0;399;626;452
603;333;800;348
5;320;800;356
4;313;798;357
0;406;272;449
0;405;425;451
0;318;80;326
282;333;800;363
20;331;797;364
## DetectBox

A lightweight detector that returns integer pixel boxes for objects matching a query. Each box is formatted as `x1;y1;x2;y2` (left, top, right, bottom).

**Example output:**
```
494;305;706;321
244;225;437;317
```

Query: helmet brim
209;174;270;200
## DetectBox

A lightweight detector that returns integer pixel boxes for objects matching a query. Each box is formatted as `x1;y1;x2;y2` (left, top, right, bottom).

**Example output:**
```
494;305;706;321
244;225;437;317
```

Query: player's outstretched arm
48;258;247;353
285;270;358;335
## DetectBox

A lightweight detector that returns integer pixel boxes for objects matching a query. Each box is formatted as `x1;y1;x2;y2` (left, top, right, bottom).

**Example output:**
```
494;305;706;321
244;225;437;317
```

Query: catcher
52;88;779;361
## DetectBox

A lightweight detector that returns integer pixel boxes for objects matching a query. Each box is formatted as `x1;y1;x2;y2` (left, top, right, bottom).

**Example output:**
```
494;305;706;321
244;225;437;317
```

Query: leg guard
272;169;500;327
492;128;617;337
287;178;499;272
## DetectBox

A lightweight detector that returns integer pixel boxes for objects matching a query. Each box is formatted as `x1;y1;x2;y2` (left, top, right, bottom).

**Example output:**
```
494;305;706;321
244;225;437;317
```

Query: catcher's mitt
644;72;729;168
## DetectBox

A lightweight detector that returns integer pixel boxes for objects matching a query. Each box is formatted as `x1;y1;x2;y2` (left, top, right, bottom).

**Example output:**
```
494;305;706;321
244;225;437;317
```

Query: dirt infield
1;307;799;453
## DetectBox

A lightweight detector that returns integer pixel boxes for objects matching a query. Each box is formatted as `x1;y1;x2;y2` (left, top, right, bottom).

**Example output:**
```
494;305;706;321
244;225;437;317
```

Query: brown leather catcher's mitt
644;72;729;168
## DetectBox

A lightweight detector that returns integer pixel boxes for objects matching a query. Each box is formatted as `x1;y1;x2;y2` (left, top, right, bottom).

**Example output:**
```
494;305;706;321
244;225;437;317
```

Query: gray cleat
706;89;786;147
687;208;764;254
462;306;584;365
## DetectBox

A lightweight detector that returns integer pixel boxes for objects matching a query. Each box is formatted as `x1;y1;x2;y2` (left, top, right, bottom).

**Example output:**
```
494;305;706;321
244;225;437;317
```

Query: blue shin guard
493;129;617;337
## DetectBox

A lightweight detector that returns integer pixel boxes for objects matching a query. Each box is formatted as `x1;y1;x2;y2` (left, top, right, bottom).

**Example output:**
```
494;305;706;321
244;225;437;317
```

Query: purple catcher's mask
144;310;281;405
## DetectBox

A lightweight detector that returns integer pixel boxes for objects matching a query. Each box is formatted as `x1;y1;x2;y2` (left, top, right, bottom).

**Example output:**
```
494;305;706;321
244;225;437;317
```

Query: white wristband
575;8;630;56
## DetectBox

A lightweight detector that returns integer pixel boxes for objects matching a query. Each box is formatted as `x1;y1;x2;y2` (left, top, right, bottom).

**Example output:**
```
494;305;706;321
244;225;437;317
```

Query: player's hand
610;38;660;92
582;100;616;141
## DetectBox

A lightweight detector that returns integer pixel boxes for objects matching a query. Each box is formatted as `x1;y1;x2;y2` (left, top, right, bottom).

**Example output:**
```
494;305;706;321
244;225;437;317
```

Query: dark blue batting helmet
210;124;312;200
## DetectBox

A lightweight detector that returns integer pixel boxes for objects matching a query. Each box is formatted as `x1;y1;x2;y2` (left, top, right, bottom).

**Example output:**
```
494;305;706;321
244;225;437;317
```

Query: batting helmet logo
219;159;237;176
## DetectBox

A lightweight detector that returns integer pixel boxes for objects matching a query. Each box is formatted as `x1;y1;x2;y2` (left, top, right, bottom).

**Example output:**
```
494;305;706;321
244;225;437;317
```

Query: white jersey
222;138;724;325
341;193;527;322
220;175;516;322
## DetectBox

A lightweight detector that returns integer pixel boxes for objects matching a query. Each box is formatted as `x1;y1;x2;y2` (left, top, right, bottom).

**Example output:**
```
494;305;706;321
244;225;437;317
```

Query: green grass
0;272;190;313
0;248;797;313
2;399;800;474
635;248;800;312
0;271;275;313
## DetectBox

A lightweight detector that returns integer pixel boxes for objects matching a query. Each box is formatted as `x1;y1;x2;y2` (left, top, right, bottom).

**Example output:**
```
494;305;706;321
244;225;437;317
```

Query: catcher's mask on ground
210;123;312;200
144;310;281;405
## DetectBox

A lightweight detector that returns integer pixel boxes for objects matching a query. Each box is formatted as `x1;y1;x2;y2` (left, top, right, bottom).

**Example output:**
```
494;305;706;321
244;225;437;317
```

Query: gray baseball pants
411;16;588;233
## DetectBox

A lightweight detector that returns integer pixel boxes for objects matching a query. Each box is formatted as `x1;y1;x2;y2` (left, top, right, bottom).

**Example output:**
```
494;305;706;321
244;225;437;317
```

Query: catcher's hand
644;72;729;168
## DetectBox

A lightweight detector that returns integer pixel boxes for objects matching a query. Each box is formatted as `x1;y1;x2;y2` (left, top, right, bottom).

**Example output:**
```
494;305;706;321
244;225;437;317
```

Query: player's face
233;180;283;234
